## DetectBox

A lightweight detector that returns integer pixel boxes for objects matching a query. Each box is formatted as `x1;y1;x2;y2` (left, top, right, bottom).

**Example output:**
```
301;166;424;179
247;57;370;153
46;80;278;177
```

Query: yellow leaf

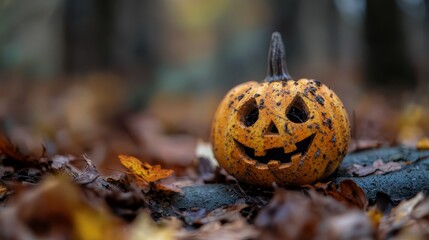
73;207;121;240
130;213;177;240
416;137;429;150
8;175;124;240
367;207;382;228
119;155;174;183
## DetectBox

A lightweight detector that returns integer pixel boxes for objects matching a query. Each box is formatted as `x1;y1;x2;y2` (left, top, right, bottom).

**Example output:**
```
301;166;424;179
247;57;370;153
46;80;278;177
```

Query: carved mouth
235;133;316;165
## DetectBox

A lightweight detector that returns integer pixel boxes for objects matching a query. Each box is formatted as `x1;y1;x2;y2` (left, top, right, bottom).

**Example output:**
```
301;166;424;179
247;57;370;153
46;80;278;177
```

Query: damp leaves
119;154;174;185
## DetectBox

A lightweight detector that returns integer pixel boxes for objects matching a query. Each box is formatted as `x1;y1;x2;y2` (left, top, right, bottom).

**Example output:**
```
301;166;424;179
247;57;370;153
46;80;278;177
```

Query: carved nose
267;121;279;135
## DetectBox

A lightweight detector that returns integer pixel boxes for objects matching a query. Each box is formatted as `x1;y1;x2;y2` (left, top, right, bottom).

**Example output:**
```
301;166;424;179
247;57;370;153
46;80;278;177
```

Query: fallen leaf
411;197;429;219
119;154;174;184
255;190;314;240
104;174;148;221
0;175;124;240
379;192;426;238
255;189;373;239
395;197;429;238
319;211;374;240
0;136;26;161
390;195;429;239
416;137;429;150
155;178;182;193
326;180;367;209
73;206;120;240
181;208;209;225
74;155;100;184
130;213;177;240
347;159;405;177
195;204;248;225
51;155;75;170
367;207;383;229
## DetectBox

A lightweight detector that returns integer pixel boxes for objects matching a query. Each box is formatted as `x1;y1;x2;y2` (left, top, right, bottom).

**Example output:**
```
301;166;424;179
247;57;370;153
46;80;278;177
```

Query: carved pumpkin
211;32;351;186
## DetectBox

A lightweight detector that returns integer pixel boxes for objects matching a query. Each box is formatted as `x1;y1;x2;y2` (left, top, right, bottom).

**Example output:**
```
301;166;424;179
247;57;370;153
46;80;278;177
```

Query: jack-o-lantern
211;32;350;186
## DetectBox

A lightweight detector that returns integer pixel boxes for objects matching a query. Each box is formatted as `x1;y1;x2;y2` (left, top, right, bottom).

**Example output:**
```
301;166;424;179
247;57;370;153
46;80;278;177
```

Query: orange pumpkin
211;32;350;186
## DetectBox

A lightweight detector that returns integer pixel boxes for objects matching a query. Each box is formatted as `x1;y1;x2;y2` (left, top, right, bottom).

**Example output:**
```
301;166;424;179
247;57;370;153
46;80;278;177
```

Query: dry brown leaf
255;190;313;239
178;204;247;226
347;159;405;177
256;189;373;239
411;198;429;219
393;197;429;239
379;192;426;238
416;137;429;150
119;154;174;184
195;204;248;225
155;178;182;193
326;180;367;209
0;136;26;161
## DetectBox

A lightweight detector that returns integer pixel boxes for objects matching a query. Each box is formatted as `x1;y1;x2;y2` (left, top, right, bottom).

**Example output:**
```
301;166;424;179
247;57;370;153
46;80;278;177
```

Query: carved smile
235;133;316;165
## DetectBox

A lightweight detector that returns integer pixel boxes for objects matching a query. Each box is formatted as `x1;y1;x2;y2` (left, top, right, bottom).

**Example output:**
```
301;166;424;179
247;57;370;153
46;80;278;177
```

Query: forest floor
1;77;429;239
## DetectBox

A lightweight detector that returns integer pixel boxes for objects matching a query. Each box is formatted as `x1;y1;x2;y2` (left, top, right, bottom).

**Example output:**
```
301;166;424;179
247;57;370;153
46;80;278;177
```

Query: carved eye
239;98;259;127
286;95;309;123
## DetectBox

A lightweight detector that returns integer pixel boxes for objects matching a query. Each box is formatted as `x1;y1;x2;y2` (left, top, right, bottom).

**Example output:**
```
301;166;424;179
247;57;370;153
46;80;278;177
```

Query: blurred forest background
0;0;429;169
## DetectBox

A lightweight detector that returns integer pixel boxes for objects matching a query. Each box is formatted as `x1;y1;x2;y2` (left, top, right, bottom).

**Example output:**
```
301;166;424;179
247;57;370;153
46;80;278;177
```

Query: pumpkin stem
265;32;292;82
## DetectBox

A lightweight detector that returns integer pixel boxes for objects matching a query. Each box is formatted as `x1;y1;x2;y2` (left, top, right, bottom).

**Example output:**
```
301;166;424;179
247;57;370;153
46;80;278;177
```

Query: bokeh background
0;0;428;170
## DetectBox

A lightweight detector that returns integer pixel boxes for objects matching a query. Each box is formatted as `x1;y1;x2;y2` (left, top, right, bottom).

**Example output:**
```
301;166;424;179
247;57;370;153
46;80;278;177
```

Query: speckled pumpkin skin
211;78;350;187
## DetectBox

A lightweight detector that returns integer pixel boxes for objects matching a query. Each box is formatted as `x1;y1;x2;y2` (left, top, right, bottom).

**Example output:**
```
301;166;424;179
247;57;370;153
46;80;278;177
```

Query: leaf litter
1;126;429;239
